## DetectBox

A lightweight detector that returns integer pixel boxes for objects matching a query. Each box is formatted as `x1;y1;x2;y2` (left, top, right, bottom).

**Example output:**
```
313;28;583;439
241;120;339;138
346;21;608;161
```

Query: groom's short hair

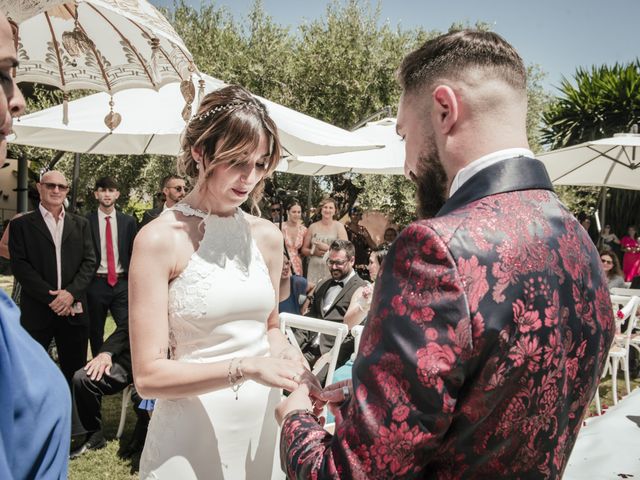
397;29;527;94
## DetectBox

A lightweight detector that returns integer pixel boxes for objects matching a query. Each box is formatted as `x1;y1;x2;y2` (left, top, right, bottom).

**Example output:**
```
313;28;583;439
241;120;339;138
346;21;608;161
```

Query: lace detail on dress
166;204;270;360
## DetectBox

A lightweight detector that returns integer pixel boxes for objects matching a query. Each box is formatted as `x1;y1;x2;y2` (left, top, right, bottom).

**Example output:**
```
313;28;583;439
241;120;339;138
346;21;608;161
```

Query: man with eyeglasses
9;170;96;386
294;239;366;383
269;201;282;224
140;174;187;227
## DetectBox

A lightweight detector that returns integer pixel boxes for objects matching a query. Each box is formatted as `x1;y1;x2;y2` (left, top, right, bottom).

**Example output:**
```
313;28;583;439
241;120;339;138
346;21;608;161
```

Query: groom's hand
275;383;314;425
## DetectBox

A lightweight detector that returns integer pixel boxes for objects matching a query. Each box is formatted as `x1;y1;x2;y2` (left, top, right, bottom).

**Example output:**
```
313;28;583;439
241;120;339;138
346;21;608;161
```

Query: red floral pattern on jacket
281;176;614;479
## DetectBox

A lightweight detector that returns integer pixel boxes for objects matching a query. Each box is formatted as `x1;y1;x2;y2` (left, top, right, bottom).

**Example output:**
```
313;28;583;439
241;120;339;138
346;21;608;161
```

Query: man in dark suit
86;176;137;356
139;174;186;227
296;239;366;379
70;321;149;459
9;170;96;384
278;30;615;478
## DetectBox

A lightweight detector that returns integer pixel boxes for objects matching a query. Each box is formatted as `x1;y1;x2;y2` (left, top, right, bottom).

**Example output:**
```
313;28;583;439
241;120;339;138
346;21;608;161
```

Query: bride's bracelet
228;358;245;400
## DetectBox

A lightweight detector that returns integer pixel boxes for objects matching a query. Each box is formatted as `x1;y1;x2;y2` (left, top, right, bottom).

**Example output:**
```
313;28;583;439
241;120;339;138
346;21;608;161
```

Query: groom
276;30;614;478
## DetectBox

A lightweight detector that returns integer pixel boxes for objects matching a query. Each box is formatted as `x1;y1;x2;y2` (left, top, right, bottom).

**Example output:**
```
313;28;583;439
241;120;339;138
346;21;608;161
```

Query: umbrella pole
71;152;81;213
600;186;607;232
16;153;28;213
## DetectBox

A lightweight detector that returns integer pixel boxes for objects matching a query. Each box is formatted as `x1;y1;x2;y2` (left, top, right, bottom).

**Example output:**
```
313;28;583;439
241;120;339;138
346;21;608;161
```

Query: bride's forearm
267;327;291;356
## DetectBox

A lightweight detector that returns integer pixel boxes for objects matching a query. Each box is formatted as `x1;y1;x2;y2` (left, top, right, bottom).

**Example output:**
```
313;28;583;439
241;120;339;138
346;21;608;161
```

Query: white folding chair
279;313;348;388
608;296;640;404
116;384;134;439
351;325;364;355
610;287;640;298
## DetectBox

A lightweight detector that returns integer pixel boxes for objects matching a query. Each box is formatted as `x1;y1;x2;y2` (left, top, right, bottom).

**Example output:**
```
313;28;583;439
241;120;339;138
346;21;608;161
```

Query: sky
150;0;640;94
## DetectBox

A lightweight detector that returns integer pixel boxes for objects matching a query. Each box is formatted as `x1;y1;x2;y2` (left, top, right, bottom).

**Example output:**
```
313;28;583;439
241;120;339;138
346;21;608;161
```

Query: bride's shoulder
243;213;282;246
135;211;190;252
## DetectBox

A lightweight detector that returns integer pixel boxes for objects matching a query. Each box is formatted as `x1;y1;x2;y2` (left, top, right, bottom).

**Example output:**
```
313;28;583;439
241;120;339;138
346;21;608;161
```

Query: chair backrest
351;325;364;354
279;312;348;387
616;296;640;347
611;287;640;298
611;294;634;308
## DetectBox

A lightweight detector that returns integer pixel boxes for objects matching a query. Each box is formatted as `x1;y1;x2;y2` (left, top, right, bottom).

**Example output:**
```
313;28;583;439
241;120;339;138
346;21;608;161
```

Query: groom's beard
413;147;448;219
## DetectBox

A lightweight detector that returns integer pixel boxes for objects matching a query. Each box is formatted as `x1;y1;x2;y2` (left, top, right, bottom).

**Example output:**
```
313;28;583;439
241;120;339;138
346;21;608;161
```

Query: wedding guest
295;240;366;383
129;85;309;479
600;250;625;290
139;175;187;227
345;206;377;281
621;225;640;282
598;224;621;254
278;253;313;316
10;170;96;385
277;29;614;479
0;12;70;479
269;200;282;224
0;212;26;304
301;197;348;286
281;199;307;276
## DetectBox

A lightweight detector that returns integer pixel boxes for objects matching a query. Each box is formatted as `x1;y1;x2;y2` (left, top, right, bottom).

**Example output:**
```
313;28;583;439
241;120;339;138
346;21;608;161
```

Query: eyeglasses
326;258;349;267
601;258;613;264
42;182;70;192
168;186;187;192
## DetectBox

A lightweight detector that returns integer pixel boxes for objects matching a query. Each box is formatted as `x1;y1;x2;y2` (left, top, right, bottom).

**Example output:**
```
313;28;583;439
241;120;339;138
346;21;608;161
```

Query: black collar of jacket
436;157;554;217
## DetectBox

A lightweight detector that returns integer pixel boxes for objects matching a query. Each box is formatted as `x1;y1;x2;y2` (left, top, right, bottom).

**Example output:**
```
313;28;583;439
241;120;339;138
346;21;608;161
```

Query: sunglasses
601;258;613;264
168;186;187;192
271;207;281;212
42;182;70;192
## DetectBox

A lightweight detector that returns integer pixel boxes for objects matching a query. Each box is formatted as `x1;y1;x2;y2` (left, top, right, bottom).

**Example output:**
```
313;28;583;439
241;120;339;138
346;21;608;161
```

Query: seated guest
70;321;149;459
279;254;314;316
379;226;398;249
600;250;626;290
295;240;366;382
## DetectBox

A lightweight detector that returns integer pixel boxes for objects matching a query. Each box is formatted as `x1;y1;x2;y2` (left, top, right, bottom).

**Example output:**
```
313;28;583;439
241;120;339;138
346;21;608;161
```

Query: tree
541;61;640;232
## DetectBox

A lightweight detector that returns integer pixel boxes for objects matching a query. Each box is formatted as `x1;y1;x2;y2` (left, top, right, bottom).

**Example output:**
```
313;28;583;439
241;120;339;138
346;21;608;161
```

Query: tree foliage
13;0;549;223
541;61;640;231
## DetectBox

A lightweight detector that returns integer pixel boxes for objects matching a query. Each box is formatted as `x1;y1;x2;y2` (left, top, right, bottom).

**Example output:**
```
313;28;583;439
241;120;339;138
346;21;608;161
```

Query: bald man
10;169;96;384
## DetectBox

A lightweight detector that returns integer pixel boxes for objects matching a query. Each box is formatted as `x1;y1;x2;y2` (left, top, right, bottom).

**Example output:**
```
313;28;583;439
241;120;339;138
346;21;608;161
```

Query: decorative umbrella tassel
150;38;160;87
196;78;205;110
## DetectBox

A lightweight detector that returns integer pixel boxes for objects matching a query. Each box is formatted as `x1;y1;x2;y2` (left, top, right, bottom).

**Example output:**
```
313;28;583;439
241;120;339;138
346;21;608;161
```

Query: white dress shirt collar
449;148;534;198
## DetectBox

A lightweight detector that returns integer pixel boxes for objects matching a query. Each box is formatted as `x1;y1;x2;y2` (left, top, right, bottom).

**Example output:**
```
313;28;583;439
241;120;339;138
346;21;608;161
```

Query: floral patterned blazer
280;157;615;479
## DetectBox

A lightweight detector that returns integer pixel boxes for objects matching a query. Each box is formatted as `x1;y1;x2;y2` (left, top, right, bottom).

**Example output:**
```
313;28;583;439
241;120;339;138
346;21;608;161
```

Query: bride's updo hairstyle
178;85;281;212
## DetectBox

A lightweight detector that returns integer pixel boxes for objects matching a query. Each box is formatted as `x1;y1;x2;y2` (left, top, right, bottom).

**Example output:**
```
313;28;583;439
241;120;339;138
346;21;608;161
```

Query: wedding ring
293;373;301;383
342;386;350;398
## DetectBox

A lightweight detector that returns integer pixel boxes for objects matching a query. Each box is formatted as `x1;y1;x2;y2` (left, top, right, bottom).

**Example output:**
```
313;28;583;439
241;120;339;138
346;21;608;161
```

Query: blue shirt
278;275;308;315
0;291;70;479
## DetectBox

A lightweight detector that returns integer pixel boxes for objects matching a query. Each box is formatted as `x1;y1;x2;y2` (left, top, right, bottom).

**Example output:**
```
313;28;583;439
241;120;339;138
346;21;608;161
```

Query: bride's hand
242;357;306;392
277;344;310;369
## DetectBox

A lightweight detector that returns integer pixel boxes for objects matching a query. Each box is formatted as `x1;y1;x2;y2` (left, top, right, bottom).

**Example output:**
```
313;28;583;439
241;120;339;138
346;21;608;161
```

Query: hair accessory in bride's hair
191;101;262;123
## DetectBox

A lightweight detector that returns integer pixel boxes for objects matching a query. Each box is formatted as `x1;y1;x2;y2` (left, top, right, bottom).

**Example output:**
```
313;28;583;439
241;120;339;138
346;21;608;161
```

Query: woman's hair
599;250;622;279
286;199;302;212
178;85;281;213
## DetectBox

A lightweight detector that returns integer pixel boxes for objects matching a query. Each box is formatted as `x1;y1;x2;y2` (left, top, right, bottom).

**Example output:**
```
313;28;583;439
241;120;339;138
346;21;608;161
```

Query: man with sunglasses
9;170;96;385
140;174;187;227
269;201;282;224
294;239;366;383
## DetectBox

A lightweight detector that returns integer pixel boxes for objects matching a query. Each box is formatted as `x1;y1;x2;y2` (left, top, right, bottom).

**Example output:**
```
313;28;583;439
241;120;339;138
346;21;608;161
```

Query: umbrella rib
65;3;112;91
142;135;155;154
44;12;66;89
125;17;182;77
86;3;156;88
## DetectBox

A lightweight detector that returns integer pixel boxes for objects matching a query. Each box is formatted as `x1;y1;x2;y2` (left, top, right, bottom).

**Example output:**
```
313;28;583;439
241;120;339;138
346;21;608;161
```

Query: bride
129;85;307;479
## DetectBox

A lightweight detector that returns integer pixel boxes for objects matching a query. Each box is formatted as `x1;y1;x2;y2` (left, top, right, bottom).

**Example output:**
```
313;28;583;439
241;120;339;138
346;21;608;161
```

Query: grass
0;275;637;478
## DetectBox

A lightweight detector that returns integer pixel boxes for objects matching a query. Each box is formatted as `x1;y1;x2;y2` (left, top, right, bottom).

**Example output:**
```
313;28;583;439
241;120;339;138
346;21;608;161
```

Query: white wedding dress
139;204;284;480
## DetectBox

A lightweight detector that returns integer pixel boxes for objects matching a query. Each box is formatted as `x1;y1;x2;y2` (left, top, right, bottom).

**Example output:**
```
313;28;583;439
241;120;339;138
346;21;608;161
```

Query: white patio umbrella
10;74;381;158
538;132;640;227
279;117;405;175
2;0;198;126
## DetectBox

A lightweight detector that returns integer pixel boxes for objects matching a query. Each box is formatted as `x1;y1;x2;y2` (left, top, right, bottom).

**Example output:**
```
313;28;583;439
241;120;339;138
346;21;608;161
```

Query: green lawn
0;275;638;478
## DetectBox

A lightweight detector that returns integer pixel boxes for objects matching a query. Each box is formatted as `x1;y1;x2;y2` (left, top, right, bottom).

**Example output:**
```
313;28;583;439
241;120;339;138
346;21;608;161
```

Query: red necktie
105;216;117;287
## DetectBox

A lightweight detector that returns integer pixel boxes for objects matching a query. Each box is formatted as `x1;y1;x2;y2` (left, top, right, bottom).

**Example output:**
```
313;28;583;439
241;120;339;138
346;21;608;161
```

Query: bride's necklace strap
172;202;239;220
